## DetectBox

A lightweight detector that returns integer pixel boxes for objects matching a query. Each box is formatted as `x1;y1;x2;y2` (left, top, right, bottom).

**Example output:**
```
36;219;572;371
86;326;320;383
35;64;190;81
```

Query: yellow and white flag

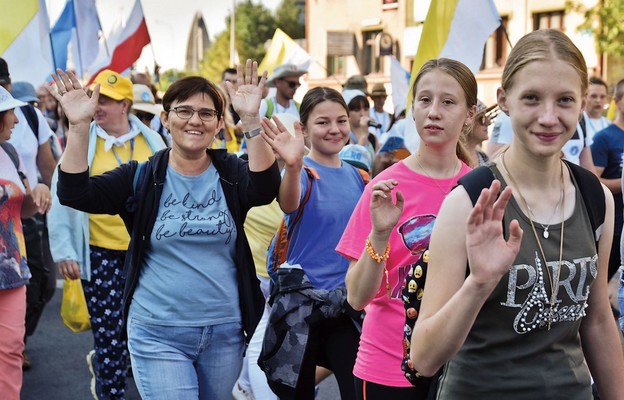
0;0;53;86
408;0;501;102
259;28;311;76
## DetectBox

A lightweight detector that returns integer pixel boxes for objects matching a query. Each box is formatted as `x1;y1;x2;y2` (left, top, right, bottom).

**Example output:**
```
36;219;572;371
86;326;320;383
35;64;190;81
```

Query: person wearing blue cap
0;84;51;400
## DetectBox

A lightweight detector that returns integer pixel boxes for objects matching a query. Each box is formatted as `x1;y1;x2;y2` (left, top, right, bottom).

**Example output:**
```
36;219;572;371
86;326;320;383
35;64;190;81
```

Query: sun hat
339;144;372;172
343;75;368;93
89;69;133;101
0;85;26;112
370;83;387;97
265;64;307;88
132;84;163;115
342;89;368;107
11;81;39;103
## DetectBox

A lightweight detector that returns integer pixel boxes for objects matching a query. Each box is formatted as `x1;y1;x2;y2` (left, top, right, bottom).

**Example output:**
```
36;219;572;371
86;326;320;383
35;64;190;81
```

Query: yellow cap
90;70;133;101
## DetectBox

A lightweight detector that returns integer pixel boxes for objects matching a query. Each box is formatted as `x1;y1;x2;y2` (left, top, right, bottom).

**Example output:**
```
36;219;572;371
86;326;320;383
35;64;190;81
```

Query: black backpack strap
1;141;28;187
457;165;496;206
20;105;39;140
564;160;605;242
579;116;588;147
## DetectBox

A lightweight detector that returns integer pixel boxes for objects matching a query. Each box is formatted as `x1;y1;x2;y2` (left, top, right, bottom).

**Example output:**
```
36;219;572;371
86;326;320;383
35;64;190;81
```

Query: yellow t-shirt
88;135;153;250
243;200;283;278
212;128;240;153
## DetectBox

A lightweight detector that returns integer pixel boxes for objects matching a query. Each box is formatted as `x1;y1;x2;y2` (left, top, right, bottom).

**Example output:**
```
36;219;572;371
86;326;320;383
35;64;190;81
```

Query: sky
45;0;281;72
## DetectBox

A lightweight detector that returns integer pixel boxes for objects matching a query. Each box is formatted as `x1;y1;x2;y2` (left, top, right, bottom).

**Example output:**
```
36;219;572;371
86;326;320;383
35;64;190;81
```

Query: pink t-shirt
336;159;471;386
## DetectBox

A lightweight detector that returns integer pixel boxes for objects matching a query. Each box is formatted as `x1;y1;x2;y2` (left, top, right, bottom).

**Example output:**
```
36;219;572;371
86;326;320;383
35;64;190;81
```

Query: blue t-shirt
285;156;366;290
130;163;240;326
591;123;624;228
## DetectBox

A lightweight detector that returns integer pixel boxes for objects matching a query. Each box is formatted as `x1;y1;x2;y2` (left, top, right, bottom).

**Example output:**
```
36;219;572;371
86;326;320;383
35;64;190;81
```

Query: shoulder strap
20;105;39;139
265;98;274;119
457;165;496;206
578;116;588;146
285;166;319;240
1;141;28;186
564;160;605;240
132;161;149;195
357;167;370;184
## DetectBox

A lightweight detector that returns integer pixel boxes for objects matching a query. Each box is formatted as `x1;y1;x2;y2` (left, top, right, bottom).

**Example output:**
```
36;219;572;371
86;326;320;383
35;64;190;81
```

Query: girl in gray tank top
407;29;624;399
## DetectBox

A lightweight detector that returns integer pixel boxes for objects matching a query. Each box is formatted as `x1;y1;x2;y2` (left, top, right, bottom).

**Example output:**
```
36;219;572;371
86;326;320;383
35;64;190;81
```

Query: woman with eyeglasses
48;69;166;400
50;60;279;400
464;100;495;166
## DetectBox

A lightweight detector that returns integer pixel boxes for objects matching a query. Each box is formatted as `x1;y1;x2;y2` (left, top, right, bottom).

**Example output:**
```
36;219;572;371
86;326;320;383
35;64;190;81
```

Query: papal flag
0;0;53;86
407;0;501;102
259;28;311;76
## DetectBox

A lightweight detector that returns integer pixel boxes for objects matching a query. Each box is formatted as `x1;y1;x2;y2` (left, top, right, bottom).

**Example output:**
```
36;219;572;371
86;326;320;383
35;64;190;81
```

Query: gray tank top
438;165;595;400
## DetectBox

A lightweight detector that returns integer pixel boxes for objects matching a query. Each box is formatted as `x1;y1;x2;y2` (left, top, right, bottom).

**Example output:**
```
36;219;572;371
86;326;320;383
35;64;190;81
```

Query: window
363;30;383;75
533;10;565;31
327;55;346;76
481;16;509;70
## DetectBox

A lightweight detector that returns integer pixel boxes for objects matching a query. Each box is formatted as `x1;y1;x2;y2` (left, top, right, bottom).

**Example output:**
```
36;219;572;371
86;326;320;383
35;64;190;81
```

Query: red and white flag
88;0;150;81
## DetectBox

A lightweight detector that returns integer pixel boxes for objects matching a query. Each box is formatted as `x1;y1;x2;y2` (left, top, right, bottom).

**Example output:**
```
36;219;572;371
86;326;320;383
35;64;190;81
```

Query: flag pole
230;0;236;67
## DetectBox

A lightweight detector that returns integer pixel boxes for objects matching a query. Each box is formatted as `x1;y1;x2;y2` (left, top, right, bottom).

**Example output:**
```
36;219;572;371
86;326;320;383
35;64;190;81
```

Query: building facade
305;0;609;108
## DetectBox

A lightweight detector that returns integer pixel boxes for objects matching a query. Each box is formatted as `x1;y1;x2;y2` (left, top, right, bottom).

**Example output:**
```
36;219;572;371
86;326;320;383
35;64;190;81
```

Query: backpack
264;97;301;119
0;141;28;187
400;160;605;388
266;165;370;277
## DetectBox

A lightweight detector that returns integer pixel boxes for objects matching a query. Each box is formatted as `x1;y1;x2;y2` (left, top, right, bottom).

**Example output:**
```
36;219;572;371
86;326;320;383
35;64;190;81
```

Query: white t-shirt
258;97;299;119
7;107;54;185
583;112;611;147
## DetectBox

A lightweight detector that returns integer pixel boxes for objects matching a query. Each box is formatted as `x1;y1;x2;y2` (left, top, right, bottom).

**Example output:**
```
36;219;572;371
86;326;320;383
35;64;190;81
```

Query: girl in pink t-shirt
336;58;477;400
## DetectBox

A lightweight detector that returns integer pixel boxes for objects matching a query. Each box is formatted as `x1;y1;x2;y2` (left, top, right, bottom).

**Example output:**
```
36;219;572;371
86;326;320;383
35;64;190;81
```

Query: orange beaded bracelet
365;238;390;263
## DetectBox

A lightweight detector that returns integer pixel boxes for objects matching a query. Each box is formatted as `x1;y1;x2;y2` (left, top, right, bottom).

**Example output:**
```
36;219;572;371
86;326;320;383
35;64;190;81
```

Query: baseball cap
342;89;368;107
0;86;26;113
132;84;163;115
339;144;372;172
11;81;39;103
90;70;133;101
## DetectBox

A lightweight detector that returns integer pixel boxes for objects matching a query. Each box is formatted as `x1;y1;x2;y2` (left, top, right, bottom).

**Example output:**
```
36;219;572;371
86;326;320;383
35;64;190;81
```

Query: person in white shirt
369;83;392;138
583;77;612;146
258;64;306;119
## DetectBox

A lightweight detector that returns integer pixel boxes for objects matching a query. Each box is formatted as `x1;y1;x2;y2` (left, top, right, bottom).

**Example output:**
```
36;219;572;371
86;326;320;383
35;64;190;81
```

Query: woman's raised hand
260;116;304;169
465;180;523;288
370;179;404;238
226;59;267;119
48;69;98;127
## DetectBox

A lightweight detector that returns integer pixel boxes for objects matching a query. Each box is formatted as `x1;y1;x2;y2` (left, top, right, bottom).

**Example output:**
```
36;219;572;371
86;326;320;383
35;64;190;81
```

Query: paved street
21;280;339;399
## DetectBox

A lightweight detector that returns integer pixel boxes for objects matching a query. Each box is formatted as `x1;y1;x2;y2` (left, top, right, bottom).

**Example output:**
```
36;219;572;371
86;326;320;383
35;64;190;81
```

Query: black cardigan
57;148;281;342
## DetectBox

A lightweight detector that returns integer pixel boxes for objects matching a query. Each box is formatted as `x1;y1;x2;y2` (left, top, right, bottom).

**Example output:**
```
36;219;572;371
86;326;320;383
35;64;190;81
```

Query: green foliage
231;0;276;61
567;0;624;56
199;31;232;82
275;0;305;39
158;69;193;92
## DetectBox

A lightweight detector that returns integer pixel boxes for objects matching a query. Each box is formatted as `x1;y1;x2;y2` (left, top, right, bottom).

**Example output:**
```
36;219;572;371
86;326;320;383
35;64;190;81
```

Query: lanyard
111;138;135;166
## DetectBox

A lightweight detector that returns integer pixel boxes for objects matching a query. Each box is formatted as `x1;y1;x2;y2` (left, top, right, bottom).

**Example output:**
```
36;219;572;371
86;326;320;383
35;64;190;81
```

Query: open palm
370;180;404;237
48;69;97;126
260;116;305;168
226;59;266;118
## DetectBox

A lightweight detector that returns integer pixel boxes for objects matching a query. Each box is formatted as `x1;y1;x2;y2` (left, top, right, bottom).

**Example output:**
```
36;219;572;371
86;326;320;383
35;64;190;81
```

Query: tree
199;0;275;81
567;0;624;56
275;0;305;39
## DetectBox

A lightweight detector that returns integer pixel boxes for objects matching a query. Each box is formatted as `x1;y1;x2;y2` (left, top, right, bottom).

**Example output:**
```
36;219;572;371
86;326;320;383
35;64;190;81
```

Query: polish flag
88;0;150;81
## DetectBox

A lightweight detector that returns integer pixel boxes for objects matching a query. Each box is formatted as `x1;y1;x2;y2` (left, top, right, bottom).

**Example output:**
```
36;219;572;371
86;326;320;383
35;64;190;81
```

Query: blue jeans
127;317;244;400
619;267;624;332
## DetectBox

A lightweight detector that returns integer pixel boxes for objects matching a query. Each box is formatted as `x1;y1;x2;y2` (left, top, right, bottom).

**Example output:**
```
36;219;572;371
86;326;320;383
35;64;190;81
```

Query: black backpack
1;141;28;187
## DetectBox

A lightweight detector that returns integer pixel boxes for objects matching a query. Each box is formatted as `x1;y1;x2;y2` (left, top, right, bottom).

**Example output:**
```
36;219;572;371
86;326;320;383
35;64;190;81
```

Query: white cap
0;85;26;113
342;89;367;107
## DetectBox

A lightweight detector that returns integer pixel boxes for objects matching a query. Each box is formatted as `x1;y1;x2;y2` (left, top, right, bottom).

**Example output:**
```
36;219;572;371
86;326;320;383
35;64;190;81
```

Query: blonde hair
502;29;587;95
412;58;477;166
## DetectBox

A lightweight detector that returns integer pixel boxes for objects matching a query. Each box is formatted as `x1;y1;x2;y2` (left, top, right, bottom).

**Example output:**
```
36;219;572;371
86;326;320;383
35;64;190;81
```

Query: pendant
543;228;549;239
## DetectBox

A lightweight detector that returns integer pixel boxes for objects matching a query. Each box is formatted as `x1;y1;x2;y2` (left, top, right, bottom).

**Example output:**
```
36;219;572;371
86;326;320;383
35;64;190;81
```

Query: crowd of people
0;28;623;400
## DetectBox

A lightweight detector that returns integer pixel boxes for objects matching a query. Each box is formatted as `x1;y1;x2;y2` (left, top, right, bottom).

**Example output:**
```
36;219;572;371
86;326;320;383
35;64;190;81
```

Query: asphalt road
21;280;339;400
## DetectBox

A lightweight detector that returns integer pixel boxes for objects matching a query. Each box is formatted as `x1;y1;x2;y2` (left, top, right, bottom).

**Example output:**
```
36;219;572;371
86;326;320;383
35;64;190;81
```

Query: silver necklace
526;189;563;239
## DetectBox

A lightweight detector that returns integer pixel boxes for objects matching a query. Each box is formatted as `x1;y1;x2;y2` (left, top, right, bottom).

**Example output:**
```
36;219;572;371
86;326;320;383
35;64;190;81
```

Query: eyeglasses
282;79;301;89
167;106;219;121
